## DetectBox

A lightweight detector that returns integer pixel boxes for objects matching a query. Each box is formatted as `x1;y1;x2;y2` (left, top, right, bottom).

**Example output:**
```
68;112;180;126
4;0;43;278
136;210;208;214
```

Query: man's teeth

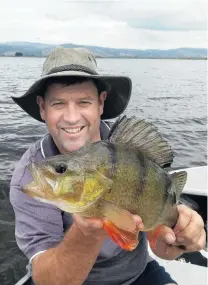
64;127;82;134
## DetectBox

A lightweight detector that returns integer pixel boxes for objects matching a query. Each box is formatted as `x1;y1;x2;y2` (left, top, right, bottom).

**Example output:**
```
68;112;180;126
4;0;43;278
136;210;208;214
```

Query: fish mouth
29;162;47;188
23;162;55;199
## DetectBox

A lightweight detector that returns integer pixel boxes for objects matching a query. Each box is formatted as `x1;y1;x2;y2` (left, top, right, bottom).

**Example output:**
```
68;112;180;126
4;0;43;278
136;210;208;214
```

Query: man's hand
73;214;144;242
73;214;108;241
149;204;206;260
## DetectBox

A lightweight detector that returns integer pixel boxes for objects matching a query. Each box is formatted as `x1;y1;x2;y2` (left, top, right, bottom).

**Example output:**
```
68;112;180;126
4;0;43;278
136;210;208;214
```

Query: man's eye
52;102;63;106
80;101;91;105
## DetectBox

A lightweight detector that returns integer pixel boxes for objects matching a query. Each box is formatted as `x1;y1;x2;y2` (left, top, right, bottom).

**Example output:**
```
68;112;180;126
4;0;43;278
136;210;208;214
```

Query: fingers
150;225;176;245
174;228;206;252
132;215;144;231
165;244;185;259
73;214;104;231
185;228;206;252
172;205;206;252
173;205;193;235
155;225;177;245
147;225;183;260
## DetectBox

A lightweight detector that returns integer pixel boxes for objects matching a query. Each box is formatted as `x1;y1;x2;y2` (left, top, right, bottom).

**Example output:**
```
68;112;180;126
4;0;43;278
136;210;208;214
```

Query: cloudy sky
0;0;207;49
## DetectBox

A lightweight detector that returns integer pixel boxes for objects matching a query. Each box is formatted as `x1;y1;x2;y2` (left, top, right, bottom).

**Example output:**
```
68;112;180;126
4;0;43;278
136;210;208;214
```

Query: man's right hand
73;213;144;242
73;214;109;241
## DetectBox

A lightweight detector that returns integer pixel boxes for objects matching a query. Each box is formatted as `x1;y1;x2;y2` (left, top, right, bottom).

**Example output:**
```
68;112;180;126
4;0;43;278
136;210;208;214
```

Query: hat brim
12;70;132;122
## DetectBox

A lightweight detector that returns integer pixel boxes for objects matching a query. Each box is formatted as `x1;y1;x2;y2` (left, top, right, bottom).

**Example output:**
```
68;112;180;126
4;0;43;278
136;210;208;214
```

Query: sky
0;0;207;49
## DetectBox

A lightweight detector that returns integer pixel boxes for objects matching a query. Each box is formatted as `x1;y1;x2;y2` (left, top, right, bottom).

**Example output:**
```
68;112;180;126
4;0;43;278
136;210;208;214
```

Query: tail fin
171;171;187;202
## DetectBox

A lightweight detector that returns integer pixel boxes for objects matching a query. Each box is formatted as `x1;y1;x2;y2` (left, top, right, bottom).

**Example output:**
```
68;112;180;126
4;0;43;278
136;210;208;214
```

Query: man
10;47;205;285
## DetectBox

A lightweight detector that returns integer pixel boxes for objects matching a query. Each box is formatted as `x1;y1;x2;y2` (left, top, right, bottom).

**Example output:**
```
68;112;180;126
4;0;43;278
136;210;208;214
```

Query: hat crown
42;47;98;76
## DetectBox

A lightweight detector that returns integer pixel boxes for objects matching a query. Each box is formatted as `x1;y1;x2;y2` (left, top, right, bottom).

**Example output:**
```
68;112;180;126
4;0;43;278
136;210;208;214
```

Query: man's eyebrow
47;95;96;102
78;96;96;100
47;97;63;102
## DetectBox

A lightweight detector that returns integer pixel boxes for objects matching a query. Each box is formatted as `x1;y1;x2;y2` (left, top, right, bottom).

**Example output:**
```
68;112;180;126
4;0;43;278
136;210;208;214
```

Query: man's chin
62;140;88;153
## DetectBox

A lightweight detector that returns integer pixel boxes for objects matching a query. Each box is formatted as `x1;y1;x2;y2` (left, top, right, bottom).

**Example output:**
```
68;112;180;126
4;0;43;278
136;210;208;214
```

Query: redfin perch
23;116;187;251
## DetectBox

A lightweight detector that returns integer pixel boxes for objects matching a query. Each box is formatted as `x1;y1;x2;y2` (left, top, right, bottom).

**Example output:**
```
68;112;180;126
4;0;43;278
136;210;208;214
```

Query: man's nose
63;103;81;124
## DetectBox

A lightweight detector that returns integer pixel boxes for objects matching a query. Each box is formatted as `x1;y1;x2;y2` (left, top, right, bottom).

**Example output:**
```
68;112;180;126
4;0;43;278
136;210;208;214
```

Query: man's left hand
149;204;206;260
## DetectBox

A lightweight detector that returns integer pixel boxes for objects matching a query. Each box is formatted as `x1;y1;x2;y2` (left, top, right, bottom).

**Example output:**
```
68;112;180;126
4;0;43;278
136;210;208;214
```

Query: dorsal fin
108;115;174;168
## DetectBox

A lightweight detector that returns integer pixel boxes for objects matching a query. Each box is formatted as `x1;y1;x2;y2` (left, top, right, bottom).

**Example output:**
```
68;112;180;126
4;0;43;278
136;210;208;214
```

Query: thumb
148;225;176;247
158;225;176;245
149;225;185;259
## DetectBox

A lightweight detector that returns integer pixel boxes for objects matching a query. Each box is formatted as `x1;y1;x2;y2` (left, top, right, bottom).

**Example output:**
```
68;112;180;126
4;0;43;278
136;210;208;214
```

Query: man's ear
36;96;46;121
99;91;107;116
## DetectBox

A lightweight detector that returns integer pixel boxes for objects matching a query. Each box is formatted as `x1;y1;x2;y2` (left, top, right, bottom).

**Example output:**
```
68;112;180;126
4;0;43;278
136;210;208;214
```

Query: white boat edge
148;165;207;285
170;165;207;196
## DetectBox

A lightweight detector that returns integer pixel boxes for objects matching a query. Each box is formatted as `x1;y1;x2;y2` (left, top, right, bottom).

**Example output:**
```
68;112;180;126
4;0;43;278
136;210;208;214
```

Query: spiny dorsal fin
171;171;187;201
108;115;174;168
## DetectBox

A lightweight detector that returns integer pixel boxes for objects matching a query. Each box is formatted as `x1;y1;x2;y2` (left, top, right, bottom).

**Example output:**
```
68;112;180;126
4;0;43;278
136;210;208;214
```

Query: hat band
46;64;98;76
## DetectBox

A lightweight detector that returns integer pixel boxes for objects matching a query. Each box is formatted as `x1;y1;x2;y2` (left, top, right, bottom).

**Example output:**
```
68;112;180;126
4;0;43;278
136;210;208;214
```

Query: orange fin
103;220;139;251
147;225;165;249
101;199;136;232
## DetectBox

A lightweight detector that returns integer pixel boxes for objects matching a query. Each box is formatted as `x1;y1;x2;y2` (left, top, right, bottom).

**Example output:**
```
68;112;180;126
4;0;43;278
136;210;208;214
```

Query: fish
23;115;187;251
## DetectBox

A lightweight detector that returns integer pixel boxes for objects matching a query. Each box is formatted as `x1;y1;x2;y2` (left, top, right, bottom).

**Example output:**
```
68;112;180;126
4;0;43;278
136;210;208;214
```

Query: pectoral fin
101;200;139;251
103;220;139;251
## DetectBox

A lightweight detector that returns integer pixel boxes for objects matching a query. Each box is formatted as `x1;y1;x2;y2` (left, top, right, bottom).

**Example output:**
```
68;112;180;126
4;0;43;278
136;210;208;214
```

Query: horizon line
0;41;206;51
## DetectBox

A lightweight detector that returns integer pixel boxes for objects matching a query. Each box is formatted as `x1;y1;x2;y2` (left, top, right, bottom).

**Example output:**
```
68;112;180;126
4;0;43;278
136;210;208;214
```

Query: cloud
127;16;206;31
51;0;206;31
104;0;207;31
0;0;207;48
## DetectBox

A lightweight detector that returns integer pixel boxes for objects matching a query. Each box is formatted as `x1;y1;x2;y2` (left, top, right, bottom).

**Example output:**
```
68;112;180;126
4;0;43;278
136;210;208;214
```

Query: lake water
0;57;207;284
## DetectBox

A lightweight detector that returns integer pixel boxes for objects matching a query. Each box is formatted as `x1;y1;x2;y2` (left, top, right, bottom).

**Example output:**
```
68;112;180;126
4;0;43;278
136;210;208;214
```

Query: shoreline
0;55;207;60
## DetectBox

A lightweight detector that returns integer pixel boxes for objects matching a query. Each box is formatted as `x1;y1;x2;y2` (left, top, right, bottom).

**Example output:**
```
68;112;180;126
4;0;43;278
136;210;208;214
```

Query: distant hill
0;41;207;59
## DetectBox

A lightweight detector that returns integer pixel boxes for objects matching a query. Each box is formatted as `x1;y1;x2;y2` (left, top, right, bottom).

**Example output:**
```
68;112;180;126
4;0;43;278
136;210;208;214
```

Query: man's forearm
32;223;104;285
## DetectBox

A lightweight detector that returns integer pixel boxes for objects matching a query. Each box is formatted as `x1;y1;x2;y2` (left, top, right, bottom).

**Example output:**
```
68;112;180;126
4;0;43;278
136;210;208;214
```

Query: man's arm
32;215;107;285
32;214;144;285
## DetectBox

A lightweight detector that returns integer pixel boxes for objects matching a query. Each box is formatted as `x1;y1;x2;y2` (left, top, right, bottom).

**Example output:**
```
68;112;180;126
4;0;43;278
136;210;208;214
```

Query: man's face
37;80;106;153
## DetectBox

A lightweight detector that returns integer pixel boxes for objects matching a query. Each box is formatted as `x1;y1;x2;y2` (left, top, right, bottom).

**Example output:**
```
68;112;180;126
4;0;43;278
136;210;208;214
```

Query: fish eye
54;163;67;174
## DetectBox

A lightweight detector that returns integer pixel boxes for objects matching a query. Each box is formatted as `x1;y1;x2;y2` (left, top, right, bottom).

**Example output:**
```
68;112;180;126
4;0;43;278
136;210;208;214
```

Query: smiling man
10;47;205;285
37;77;107;153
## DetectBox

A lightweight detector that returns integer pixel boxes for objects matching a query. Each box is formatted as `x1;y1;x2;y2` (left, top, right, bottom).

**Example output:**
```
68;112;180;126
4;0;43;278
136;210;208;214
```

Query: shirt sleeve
9;148;64;261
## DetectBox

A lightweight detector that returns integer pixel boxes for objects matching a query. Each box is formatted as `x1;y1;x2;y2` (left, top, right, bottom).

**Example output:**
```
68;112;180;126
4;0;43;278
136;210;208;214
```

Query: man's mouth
62;126;85;134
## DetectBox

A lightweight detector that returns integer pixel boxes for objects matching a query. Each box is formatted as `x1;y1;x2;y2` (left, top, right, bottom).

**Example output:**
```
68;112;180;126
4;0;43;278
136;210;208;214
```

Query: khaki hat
12;46;132;122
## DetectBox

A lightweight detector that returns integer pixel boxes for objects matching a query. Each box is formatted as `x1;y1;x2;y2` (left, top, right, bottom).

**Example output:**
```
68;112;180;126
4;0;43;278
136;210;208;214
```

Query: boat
149;166;207;285
15;165;207;285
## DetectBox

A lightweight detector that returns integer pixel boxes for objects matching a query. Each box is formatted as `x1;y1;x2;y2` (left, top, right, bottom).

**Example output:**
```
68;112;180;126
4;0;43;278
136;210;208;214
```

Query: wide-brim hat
12;46;132;122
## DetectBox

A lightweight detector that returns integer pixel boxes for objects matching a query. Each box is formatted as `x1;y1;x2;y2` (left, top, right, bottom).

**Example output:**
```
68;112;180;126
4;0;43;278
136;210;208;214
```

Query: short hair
42;76;109;98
